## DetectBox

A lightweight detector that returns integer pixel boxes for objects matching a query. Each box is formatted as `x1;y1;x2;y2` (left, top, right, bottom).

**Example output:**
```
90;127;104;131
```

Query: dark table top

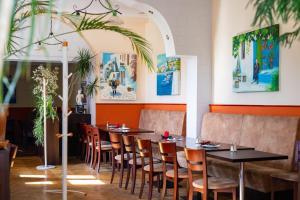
136;133;254;151
97;125;155;134
207;149;288;162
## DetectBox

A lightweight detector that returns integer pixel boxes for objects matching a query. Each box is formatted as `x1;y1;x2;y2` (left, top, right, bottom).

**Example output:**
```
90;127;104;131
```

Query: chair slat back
159;142;177;163
82;124;93;143
91;127;100;147
109;132;122;150
184;148;208;192
137;139;152;158
122;135;136;154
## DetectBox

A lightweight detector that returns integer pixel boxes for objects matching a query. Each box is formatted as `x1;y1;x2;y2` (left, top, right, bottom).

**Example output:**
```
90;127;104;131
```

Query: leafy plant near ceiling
2;0;154;105
32;65;58;145
249;0;300;47
69;48;100;101
233;24;279;58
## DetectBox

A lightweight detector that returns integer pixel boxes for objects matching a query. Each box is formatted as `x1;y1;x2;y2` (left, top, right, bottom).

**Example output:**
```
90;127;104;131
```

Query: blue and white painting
232;25;279;92
157;54;181;96
99;52;137;100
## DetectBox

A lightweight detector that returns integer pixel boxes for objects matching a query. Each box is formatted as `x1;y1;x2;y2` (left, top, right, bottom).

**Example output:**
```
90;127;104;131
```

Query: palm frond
249;0;300;47
62;14;154;71
86;77;99;97
73;48;95;79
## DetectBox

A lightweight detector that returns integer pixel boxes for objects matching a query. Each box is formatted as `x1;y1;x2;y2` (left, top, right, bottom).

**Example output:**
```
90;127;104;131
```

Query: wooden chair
122;135;139;193
81;124;92;164
184;148;237;200
137;139;165;200
79;123;88;160
91;127;112;172
109;132;133;188
271;141;300;200
159;142;188;200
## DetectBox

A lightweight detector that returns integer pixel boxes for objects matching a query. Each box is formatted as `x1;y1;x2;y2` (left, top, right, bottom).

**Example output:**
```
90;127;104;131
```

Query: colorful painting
156;54;181;96
99;52;137;100
232;25;279;92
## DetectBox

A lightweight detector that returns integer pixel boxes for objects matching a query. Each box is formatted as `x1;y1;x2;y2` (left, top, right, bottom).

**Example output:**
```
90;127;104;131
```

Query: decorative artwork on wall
99;52;137;100
156;54;181;96
232;25;279;92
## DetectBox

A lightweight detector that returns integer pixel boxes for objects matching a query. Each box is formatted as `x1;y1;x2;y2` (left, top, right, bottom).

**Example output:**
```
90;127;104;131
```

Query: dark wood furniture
109;132;130;188
137;139;164;200
185;148;237;200
271;141;300;200
68;113;91;156
0;146;11;200
46;119;59;165
159;142;188;200
122;135;139;193
97;125;154;134
207;150;288;200
91;127;112;172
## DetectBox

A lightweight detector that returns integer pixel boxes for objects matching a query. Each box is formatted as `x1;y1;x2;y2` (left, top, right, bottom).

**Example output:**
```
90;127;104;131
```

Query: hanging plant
32;65;59;145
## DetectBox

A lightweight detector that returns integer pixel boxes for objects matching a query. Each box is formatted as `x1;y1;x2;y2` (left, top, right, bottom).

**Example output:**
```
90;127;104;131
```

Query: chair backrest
122;135;137;164
184;148;208;191
137;139;154;170
109;132;122;150
91;127;100;147
159;142;178;177
82;124;93;144
122;135;136;154
159;142;177;163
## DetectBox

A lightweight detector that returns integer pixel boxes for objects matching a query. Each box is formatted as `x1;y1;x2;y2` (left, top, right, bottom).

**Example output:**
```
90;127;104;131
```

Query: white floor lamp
36;78;55;170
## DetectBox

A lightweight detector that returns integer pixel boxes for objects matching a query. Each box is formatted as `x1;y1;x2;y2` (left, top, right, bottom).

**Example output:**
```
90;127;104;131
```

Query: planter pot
0;105;8;141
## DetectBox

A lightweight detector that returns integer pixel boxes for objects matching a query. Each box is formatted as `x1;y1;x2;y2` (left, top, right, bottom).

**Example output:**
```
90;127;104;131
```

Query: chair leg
92;149;97;169
110;152;116;184
174;177;178;200
213;191;218;200
103;152;107;163
90;147;94;168
119;160;125;188
125;164;131;190
161;173;167;200
97;150;101;173
148;173;153;200
271;177;275;200
186;180;189;200
293;182;298;200
157;174;160;193
188;188;193;200
202;191;207;200
232;188;236;200
139;170;146;199
85;145;90;163
131;165;136;194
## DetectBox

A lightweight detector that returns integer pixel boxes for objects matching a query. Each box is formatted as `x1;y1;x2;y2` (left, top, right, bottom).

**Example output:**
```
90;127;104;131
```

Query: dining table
207;149;288;200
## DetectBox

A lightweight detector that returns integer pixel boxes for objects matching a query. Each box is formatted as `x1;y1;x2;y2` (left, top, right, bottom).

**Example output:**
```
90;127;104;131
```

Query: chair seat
96;144;112;151
166;168;189;179
115;153;140;161
128;157;160;165
271;172;298;182
144;163;173;173
193;177;238;190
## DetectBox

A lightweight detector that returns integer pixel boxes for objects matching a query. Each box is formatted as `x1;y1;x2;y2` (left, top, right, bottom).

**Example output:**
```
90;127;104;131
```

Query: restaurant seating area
1;0;300;200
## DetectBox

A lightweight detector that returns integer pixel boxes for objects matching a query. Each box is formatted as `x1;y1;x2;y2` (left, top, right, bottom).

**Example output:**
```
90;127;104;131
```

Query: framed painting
232;25;279;92
99;52;137;100
156;54;181;96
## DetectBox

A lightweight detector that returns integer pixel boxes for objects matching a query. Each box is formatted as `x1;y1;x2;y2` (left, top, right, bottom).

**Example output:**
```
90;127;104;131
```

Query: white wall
212;0;300;105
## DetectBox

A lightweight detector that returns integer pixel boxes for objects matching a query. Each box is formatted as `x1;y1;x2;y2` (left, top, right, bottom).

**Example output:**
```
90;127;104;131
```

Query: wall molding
210;104;300;116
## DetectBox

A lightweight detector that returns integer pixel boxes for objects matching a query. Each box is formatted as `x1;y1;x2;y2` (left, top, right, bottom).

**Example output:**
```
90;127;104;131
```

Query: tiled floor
10;156;232;200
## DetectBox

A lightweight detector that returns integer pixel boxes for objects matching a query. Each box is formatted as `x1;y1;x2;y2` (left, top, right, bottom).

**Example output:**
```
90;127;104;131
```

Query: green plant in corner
249;0;300;47
32;65;58;145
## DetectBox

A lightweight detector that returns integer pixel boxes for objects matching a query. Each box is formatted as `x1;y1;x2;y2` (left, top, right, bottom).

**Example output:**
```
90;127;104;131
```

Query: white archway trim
116;0;176;57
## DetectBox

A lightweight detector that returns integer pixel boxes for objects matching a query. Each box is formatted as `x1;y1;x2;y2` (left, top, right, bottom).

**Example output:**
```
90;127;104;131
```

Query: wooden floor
10;156;233;200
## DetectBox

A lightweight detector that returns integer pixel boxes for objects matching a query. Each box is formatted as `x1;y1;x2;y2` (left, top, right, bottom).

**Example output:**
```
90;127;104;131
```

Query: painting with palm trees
232;25;279;92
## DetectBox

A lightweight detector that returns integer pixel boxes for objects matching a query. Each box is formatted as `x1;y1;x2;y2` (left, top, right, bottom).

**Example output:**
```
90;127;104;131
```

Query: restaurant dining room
1;0;300;200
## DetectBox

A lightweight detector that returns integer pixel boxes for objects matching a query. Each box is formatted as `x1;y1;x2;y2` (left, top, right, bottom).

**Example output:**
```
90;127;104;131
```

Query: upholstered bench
138;109;186;159
201;113;300;193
